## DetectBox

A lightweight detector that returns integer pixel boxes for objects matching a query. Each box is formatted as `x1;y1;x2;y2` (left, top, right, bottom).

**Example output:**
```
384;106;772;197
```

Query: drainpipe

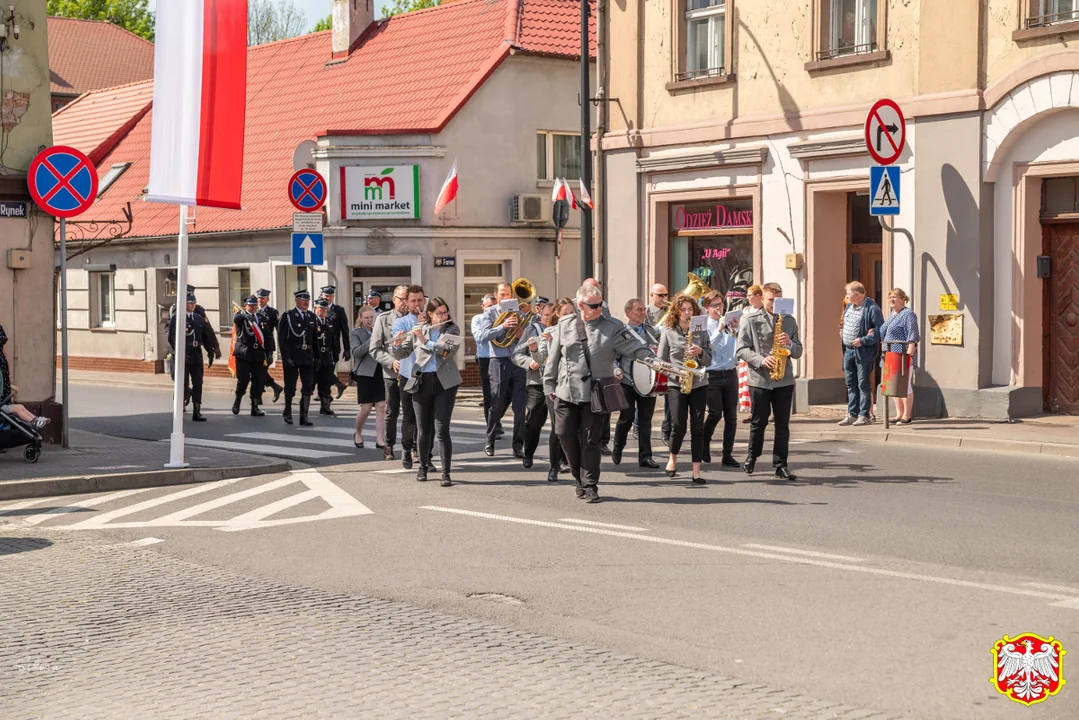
594;0;607;289
579;0;593;284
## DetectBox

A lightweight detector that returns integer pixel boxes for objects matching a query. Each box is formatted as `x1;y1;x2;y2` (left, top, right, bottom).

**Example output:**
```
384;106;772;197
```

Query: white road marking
89;464;147;470
148;475;302;524
373;458;525;474
129;537;164;546
421;506;1078;610
179;438;349;459
0;497;67;515
62;477;250;529
1024;582;1079;595
22;488;157;526
742;543;864;562
559;518;651;532
317;426;491;439
226;432;359;448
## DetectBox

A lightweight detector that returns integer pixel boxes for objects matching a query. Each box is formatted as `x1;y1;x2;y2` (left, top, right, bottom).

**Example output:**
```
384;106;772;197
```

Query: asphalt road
32;379;1079;718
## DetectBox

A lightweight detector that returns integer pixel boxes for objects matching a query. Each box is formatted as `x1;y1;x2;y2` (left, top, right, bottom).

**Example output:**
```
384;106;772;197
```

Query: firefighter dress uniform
232;296;269;417
255;288;283;404
278;290;318;426
167;293;216;422
313;297;341;416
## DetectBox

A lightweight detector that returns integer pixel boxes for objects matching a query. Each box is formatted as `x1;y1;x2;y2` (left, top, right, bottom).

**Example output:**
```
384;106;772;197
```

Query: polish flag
577;179;594;210
433;159;459;215
147;0;248;209
551;177;567;203
564;178;578;210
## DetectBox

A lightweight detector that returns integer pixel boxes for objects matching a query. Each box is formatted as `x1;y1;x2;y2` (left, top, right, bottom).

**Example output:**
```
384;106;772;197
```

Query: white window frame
90;271;116;328
1029;0;1079;27
684;0;726;80
97;162;131;198
456;250;520;364
829;0;875;55
536;131;582;182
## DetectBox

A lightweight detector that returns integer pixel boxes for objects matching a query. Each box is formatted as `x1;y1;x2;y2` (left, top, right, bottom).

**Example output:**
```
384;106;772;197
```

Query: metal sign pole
59;217;70;449
166;205;190;468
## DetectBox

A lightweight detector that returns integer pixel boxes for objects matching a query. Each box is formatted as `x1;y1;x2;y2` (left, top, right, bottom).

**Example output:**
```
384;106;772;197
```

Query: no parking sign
28;146;98;218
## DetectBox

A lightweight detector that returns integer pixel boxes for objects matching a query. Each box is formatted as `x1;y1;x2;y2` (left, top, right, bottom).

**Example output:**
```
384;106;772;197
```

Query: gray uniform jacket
645;304;667;329
617;323;660;387
349;326;378;378
736;310;804;388
394;323;463;389
542;314;654;404
658;326;714;391
370;308;404;379
512;320;550;387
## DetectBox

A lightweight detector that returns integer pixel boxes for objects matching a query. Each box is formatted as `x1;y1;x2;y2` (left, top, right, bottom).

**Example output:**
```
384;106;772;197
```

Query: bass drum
632;362;670;397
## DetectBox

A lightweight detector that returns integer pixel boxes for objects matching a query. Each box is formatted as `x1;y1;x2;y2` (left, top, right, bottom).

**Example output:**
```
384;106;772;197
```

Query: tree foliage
385;0;440;17
46;0;155;41
312;14;332;32
248;0;307;46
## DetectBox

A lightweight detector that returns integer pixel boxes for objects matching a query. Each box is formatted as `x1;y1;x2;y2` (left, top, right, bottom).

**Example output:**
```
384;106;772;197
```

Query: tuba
656;271;709;328
490;277;537;348
769;312;791;381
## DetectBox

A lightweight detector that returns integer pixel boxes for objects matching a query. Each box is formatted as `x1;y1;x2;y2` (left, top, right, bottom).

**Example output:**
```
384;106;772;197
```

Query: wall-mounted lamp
1;3;22;52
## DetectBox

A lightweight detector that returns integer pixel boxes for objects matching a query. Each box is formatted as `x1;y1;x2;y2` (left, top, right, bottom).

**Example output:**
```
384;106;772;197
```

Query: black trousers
478;357;493;419
234;358;264;401
661;400;671;438
316;363;336;399
283;363;315;400
184;361;204;405
614;390;656;461
522;385;557;463
384;375;401;448
748;385;794;467
667;386;708;462
554;399;606;491
258;358;282;400
398;376;417;452
545;396;564;469
704;369;739;457
487;357;526;447
413;373;457;472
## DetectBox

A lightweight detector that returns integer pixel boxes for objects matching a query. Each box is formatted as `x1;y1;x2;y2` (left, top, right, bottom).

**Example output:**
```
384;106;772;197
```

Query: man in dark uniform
319;286;351;399
278;289;317;426
312;297;340;416
167;292;216;422
170;284;221;408
232;296;268;417
255;288;283;403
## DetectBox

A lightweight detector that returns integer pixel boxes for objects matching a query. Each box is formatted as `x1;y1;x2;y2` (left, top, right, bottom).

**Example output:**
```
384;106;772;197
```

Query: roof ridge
249;28;331;52
47;15;155;47
51;78;155;119
504;0;522;45
386;0;500;22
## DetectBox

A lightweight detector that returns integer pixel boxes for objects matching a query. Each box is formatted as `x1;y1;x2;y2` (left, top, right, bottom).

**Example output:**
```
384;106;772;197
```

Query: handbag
577;318;629;414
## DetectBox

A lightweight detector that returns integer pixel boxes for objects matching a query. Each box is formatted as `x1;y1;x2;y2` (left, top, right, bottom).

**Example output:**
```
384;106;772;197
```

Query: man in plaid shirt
838;281;884;427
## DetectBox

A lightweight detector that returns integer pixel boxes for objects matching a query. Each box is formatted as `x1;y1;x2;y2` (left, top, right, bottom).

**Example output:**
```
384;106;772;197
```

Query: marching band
173;273;802;501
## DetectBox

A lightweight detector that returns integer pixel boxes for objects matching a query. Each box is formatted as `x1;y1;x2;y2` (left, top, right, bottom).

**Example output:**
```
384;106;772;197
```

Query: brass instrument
490;277;537;349
769;313;790;381
656;271;709;328
638;356;704;394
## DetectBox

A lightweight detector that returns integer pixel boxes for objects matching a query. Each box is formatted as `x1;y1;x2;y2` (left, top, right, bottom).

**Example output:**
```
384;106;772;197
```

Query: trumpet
637;356;705;394
490;277;537;348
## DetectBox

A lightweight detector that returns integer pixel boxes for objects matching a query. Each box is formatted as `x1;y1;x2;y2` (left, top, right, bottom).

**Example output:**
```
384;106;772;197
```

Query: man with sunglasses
370;285;410;461
646;284;669;329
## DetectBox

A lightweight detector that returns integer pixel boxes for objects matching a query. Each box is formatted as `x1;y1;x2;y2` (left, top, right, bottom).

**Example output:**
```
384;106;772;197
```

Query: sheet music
772;298;795;316
689;314;709;332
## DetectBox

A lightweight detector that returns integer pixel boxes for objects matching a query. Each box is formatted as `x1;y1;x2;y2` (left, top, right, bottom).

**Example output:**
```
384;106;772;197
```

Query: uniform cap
536;295;550;305
186;293;197;303
243;295;258;305
314;298;330;308
294;290;311;300
186;284;196;293
367;289;382;299
255;288;271;298
320;285;336;295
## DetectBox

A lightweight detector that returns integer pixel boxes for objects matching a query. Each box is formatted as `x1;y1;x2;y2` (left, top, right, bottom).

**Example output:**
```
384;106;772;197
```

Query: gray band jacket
349;326;378;378
369;308;404;380
542;314;654;404
735;310;804;388
658;325;713;392
393;322;463;390
512;320;551;386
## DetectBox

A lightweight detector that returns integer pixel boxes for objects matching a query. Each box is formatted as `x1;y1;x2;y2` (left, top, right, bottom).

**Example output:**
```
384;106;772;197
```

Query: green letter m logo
364;173;395;201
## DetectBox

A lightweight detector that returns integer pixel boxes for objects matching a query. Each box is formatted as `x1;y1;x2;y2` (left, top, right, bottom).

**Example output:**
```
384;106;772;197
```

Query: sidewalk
0;429;290;501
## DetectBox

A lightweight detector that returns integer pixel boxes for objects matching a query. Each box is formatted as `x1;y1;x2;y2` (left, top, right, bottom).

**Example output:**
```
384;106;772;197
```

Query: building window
536;131;581;180
90;272;115;328
226;268;251;314
814;0;883;62
683;0;726;80
1042;176;1079;215
283;266;310;305
1026;0;1079;28
668;199;754;314
463;261;505;358
97;163;132;198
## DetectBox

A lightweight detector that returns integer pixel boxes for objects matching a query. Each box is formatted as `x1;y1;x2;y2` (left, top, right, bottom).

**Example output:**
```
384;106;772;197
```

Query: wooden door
847;248;883;307
1044;224;1079;414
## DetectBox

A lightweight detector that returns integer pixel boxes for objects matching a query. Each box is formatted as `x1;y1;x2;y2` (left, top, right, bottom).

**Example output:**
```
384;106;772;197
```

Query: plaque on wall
927;313;963;346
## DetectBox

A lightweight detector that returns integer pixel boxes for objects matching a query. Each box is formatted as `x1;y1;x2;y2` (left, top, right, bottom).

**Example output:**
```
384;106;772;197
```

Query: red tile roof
52;0;593;240
48;17;155;98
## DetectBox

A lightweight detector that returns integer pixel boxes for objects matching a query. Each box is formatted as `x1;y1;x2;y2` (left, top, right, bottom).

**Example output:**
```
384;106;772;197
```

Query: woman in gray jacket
658;293;712;484
350;306;385;449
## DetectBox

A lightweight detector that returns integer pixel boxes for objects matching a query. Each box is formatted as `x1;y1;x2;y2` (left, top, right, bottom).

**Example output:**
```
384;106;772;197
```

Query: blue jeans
843;347;874;418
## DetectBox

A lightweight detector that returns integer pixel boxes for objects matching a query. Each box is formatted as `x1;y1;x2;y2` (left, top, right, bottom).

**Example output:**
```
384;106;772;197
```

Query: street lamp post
579;0;592;284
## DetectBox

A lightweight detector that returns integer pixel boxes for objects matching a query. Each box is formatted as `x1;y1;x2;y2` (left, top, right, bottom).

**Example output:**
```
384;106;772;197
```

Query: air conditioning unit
511;194;550;224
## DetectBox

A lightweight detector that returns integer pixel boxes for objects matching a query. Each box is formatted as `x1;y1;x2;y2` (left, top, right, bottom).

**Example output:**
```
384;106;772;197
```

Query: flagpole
166;204;190;468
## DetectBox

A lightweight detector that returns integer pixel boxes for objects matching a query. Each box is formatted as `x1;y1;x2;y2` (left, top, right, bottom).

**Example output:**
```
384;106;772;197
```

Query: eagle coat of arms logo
990;633;1066;706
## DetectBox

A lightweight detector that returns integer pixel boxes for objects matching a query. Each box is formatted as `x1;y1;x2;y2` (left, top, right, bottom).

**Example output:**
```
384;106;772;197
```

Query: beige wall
0;0;54;406
985;0;1079;88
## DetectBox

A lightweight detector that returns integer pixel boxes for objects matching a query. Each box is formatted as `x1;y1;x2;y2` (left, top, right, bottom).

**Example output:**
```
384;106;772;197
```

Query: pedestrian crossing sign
870;165;900;216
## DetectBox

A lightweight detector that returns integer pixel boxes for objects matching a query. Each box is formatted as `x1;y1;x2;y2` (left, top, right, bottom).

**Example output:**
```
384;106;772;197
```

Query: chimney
332;0;374;57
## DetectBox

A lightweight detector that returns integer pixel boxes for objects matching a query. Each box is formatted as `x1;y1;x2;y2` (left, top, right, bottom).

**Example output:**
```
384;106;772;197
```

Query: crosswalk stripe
61;477;250;529
316;426;491;439
179;438;349;459
227;432;359;448
218;489;318;525
22;488;157;526
149;475;302;524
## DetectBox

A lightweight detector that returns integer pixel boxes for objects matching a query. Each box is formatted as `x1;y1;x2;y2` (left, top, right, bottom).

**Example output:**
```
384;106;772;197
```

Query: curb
799;429;1079;459
0;460;292;502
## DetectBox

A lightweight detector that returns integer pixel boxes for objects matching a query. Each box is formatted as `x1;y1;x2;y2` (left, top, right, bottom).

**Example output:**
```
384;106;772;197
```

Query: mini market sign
341;165;420;220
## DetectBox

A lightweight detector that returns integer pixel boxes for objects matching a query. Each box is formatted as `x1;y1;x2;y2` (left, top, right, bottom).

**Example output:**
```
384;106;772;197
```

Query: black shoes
319;397;335;416
775;466;797;481
232;395;242;415
298;397;314;427
547;468;559;482
692;476;706;485
402;452;414;470
721;456;740;467
665;463;677;478
639;457;659;469
250;402;265;418
741;456;756;475
702;448;712;464
441;474;453;487
336;379;347;399
583;489;601;503
191;404;207;422
661;434;670;446
484;443;495;457
272;385;282;403
416;466;428;482
283;399;293;425
512;446;525;459
611;444;623;465
522;456;534;469
575;487;586;498
383;446;394;461
599;443;611;456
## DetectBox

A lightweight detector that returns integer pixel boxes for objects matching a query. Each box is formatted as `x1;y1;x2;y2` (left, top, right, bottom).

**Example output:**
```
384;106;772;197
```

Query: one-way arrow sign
291;232;323;266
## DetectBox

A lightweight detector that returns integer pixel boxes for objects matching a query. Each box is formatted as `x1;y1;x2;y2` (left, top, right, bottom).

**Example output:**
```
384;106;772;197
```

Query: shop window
536;131;581;181
811;0;886;65
90;272;115;328
463;261;505;357
668;199;754;313
1026;0;1079;28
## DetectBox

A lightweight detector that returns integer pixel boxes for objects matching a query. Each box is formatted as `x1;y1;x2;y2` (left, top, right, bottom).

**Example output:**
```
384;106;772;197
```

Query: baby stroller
0;392;43;463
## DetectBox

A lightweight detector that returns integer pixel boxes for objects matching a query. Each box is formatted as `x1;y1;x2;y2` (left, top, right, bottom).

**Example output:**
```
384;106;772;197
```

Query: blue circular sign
28;146;98;218
289;169;327;212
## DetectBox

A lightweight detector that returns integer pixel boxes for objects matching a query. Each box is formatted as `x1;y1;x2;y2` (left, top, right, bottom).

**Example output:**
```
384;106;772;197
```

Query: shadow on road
0;537;53;556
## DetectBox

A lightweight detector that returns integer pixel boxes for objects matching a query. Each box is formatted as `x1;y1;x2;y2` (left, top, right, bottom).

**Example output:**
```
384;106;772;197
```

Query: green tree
248;0;307;45
46;0;155;41
385;0;440;17
312;14;332;32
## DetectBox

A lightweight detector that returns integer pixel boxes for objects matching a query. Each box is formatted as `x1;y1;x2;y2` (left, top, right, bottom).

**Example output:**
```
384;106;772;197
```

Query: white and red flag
148;0;248;209
564;178;578;210
551;177;567;203
577;179;593;210
433;159;458;215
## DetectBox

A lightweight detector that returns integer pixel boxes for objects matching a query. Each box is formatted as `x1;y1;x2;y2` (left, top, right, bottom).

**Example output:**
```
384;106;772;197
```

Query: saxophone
768;313;790;382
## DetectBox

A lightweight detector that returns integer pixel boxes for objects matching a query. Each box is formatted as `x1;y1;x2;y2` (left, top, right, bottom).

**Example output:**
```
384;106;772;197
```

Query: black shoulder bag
576;318;629;414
